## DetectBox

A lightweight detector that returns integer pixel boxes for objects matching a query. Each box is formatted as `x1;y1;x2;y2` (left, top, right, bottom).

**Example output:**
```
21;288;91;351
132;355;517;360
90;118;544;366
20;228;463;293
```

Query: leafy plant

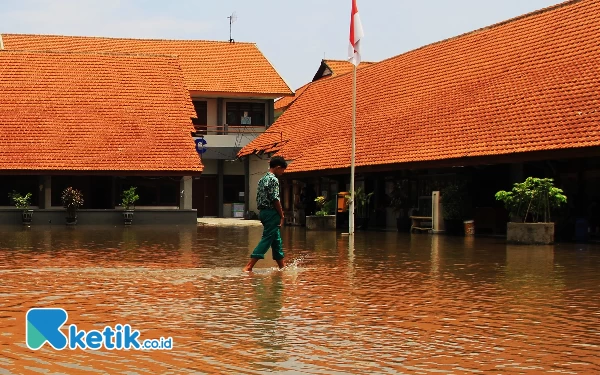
8;191;32;209
388;179;409;216
345;187;374;218
121;186;140;210
314;196;332;216
61;187;84;213
495;177;567;223
441;182;468;220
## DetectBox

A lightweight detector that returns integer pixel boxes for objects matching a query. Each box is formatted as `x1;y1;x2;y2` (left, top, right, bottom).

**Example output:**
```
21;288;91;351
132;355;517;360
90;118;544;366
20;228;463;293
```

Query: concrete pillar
244;157;250;215
180;176;192;210
266;99;275;128
432;190;445;233
39;176;52;209
217;98;224;134
218;160;224;218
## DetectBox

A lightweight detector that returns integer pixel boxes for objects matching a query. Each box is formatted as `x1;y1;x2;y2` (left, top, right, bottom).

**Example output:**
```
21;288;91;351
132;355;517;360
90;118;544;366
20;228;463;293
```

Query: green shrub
121;186;140;210
495;177;567;222
8;191;32;209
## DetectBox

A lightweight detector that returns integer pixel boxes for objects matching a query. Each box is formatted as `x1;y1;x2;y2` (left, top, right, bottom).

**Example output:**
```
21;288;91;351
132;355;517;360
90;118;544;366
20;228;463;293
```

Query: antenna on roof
228;11;237;43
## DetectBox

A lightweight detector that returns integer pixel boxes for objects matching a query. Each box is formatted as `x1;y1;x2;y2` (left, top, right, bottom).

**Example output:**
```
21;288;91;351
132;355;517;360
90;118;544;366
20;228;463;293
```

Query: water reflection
0;225;599;374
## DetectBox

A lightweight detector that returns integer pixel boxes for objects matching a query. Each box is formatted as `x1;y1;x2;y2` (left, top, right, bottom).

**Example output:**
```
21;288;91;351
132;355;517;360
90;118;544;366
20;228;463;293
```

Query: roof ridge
0;48;180;59
1;33;257;45
275;81;313;103
368;0;581;68
324;58;376;64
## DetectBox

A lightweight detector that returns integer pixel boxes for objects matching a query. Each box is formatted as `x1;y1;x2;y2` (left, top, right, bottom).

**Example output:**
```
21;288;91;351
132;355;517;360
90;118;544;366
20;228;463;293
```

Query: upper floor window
226;102;265;126
192;101;207;125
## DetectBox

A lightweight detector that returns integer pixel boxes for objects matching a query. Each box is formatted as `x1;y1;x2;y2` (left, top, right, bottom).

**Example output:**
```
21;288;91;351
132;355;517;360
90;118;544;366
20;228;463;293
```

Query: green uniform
251;172;284;260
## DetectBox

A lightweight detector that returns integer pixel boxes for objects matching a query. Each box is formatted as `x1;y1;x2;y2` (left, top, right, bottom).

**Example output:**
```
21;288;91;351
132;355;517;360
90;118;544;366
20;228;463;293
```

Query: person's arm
274;200;285;227
271;180;285;227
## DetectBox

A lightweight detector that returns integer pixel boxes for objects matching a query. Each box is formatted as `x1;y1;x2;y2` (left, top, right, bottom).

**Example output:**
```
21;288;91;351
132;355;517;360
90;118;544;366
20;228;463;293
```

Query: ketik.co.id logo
26;308;173;350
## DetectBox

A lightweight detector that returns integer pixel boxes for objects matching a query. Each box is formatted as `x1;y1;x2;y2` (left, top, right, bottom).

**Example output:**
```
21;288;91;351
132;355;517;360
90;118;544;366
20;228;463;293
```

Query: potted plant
495;177;567;244
121;186;140;225
441;182;469;235
306;196;336;230
345;187;374;230
61;187;84;225
389;179;410;232
8;191;33;225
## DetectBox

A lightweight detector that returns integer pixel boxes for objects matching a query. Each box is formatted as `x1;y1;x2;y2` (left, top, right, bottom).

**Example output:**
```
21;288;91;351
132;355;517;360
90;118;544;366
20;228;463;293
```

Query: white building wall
201;159;218;175
206;98;218;126
248;156;270;213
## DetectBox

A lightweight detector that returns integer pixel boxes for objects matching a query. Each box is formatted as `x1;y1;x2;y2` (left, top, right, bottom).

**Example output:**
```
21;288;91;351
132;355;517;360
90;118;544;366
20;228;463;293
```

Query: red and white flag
348;0;364;66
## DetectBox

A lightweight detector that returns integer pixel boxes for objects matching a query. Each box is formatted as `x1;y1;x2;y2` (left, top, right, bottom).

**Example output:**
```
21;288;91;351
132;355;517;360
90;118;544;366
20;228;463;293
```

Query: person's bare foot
276;259;285;269
243;258;259;272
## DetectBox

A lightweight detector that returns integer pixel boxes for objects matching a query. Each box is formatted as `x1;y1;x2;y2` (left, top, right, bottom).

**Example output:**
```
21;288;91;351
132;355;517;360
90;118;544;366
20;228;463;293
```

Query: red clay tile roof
1;34;293;97
240;0;600;174
0;50;202;173
274;81;312;112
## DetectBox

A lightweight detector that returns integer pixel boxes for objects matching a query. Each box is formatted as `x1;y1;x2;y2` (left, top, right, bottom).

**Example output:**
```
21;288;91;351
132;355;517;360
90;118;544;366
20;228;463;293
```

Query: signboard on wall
195;137;207;155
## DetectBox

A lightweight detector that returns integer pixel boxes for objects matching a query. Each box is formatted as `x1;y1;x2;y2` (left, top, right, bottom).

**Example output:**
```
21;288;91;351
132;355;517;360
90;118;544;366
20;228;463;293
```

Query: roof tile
241;0;600;174
0;50;202;172
1;34;292;96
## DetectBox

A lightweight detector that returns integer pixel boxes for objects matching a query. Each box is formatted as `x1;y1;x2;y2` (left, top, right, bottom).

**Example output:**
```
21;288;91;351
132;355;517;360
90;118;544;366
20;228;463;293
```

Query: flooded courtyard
1;224;599;374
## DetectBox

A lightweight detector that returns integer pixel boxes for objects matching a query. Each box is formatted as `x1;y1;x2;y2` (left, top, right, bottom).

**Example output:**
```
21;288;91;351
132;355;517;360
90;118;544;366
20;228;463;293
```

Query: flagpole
349;63;356;236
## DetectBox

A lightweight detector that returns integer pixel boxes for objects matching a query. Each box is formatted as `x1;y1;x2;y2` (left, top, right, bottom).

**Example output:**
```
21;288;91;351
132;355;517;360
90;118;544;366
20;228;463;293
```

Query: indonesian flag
348;0;364;66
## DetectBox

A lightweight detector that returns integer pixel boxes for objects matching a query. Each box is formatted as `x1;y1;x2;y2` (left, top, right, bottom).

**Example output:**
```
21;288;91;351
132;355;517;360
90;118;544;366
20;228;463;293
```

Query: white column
432;190;445;233
180;176;193;210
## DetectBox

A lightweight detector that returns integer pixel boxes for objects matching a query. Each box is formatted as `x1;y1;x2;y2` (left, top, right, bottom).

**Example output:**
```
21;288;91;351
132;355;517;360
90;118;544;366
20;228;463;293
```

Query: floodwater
1;225;599;374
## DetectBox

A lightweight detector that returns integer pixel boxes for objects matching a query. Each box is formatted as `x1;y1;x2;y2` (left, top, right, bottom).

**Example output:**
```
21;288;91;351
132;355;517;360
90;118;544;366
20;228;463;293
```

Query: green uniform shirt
256;172;280;210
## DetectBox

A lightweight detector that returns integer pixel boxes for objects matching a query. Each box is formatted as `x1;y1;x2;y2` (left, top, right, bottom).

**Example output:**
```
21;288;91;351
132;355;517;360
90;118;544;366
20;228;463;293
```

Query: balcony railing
191;125;282;142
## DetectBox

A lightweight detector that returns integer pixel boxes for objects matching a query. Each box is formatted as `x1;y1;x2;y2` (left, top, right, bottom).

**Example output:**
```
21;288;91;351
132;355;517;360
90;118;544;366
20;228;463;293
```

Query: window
223;175;245;203
192;101;207;132
226;102;265;126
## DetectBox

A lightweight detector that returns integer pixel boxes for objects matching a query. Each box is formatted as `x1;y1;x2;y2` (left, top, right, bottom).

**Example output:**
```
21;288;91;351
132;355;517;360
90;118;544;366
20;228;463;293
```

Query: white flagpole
349;63;356;236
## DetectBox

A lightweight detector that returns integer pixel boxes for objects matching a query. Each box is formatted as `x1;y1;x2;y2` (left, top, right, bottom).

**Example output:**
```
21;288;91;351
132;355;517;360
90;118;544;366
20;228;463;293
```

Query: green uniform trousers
251;209;284;260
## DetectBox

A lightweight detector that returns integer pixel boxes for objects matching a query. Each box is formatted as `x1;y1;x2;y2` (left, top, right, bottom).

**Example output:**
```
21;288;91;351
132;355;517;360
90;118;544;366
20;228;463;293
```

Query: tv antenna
228;11;237;43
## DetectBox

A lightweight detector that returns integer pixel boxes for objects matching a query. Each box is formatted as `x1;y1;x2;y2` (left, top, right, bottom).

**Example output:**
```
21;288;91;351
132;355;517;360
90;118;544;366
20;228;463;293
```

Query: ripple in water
0;226;598;374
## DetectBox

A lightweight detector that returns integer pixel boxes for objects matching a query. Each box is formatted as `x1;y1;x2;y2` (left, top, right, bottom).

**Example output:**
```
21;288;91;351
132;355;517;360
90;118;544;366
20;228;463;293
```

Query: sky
0;0;565;90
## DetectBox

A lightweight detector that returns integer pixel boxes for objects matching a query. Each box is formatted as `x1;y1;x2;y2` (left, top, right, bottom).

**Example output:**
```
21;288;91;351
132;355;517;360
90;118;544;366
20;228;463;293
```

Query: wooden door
193;176;218;217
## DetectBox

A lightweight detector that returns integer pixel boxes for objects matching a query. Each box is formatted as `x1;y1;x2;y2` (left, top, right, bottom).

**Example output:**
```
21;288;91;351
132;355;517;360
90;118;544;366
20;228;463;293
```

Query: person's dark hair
270;156;288;169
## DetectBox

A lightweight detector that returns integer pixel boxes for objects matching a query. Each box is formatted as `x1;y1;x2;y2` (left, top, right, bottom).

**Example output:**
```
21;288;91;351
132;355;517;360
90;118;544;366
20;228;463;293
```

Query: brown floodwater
0;225;599;374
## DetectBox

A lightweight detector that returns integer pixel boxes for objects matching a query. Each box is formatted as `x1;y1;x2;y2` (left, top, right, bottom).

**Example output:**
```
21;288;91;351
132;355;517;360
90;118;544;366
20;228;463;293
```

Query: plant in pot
8;191;33;225
121;186;140;225
495;177;566;244
345;187;374;230
306;196;336;230
315;196;336;216
61;187;84;225
441;182;469;235
389;179;410;232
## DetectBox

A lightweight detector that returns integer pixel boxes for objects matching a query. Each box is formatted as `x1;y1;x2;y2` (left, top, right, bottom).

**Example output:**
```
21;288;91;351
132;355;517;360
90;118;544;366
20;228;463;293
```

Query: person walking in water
243;156;287;272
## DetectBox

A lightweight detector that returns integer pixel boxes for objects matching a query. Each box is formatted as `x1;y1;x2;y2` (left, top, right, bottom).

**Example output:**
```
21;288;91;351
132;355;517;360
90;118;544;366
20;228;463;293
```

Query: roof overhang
0;169;203;176
190;90;292;100
282;146;600;178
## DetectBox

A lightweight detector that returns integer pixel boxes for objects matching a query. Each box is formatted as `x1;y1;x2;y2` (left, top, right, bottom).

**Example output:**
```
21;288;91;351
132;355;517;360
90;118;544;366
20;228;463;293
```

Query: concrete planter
123;210;134;225
22;210;33;225
507;222;555;245
306;215;336;230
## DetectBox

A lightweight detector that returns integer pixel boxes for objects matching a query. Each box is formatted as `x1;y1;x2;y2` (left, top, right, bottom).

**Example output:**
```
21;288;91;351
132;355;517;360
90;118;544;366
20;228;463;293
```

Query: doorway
193;176;218;217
